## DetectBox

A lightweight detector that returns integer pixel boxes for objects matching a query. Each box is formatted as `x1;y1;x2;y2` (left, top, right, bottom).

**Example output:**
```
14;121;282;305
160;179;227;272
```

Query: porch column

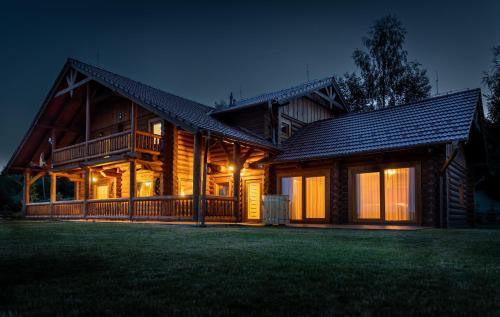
233;142;241;221
83;168;89;218
85;84;90;158
129;159;136;220
50;172;57;217
130;102;137;154
192;131;202;221
22;170;31;216
200;132;210;226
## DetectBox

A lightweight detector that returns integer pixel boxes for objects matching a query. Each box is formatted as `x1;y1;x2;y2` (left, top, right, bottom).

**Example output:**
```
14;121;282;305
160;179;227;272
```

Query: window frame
277;169;330;223
348;162;421;224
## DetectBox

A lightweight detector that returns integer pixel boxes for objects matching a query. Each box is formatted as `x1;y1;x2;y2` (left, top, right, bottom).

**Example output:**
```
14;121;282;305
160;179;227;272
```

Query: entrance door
246;181;261;220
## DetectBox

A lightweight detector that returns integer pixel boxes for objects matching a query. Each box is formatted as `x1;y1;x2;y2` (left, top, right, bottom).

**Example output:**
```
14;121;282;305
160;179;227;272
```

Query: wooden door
246;181;261;220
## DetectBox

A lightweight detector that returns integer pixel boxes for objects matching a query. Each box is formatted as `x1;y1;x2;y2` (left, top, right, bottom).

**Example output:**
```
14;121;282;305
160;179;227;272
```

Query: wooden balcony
52;130;162;165
25;196;236;222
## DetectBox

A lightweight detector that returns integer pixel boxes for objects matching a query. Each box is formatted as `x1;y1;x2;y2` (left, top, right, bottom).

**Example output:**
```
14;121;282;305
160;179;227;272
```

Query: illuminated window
355;172;381;219
215;182;230;197
305;176;325;218
137;181;153;197
384;168;416;221
281;177;302;220
354;167;416;222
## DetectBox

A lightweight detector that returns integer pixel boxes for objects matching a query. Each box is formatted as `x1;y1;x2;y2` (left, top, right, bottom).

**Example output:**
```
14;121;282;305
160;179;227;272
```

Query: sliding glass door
354;166;417;222
281;175;327;221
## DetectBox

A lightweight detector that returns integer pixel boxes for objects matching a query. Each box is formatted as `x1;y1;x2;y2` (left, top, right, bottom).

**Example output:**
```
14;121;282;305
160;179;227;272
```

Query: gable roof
67;59;275;150
211;76;348;114
271;89;481;162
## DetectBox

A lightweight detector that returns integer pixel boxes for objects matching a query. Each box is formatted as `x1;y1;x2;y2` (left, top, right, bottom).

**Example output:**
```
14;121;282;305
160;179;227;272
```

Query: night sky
1;0;499;169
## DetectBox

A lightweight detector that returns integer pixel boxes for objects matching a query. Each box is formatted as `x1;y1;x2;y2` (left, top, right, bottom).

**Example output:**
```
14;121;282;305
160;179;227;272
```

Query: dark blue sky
1;0;499;169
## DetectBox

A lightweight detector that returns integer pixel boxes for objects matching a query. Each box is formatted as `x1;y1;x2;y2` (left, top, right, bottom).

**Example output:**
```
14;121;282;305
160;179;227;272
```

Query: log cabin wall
89;98;159;139
176;129;194;195
445;145;475;227
270;146;448;227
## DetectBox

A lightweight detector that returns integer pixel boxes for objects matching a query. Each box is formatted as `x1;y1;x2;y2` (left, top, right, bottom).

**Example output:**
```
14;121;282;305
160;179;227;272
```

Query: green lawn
1;221;500;316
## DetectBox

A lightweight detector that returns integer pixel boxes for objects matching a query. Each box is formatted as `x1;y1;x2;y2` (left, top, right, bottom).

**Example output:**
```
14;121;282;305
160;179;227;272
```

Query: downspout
439;141;460;228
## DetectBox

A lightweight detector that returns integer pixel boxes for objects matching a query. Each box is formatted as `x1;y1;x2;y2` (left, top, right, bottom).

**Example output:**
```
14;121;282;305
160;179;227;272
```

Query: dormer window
281;121;291;138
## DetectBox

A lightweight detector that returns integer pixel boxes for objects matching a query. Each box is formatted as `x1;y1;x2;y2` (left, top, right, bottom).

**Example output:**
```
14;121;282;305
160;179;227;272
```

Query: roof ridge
67;58;212;111
314;88;481;123
236;76;334;105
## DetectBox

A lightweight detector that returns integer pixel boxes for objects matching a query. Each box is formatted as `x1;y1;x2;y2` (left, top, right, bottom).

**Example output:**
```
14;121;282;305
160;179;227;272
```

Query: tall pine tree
337;15;431;111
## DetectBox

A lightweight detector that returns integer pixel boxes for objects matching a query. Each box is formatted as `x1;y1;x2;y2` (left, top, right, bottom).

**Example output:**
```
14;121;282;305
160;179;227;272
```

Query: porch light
92;177;98;183
228;164;234;172
145;182;152;187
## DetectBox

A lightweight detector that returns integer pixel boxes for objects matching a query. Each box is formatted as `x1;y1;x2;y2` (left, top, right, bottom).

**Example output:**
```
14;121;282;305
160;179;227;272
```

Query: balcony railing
52;130;162;165
25;196;236;222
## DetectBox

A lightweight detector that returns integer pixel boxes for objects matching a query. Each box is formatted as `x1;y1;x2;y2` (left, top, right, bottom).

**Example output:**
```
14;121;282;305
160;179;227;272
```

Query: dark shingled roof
68;59;276;150
272;89;481;162
212;76;347;114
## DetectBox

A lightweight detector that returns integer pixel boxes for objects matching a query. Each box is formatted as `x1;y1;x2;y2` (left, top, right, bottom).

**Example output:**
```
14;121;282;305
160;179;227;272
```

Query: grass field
1;221;500;316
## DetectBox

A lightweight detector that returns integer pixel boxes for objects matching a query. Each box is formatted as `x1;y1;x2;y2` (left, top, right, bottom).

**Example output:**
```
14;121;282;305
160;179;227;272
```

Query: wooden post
85;84;90;158
50;172;57;218
233;142;241;221
130;102;137;154
51;128;56;167
129;159;136;220
192;131;202;221
83;168;89;218
22;170;30;216
200;132;210;226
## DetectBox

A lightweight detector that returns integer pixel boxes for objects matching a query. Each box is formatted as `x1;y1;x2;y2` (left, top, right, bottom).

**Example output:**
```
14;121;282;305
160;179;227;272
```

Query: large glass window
356;172;381;219
384;168;416;221
306;176;325;218
354;167;417;222
281;177;303;220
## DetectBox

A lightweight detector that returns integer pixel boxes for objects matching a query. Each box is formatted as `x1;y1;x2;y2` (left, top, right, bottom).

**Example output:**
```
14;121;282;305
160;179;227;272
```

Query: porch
25;195;236;222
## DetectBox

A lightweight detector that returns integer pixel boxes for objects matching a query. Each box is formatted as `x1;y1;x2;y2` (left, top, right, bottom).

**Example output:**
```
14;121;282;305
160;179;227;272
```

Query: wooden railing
87;198;129;218
25;195;235;221
134;195;194;219
135;131;162;155
87;131;131;159
26;202;51;216
52;200;83;217
52;130;162;165
53;143;86;164
205;196;235;219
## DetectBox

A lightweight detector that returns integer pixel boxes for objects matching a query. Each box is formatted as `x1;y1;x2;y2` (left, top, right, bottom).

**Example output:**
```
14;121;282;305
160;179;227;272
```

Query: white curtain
356;172;381;219
282;177;302;220
384;168;416;221
306;176;325;218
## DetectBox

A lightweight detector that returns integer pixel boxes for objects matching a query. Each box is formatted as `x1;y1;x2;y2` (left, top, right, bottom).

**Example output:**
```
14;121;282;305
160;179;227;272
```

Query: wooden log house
5;59;487;227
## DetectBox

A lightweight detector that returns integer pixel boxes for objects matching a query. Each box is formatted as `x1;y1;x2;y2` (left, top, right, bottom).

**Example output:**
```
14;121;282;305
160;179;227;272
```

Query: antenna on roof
306;64;310;81
435;71;439;95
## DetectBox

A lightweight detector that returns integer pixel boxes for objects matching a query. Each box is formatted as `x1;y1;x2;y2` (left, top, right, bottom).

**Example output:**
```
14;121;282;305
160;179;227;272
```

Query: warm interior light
180;191;185;196
386;169;397;176
228;165;234;172
145;182;151;187
92;177;98;183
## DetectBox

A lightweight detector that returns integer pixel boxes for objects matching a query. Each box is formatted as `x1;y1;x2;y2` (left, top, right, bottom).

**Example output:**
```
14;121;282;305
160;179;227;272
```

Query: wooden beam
218;140;232;162
192;131;202;221
85;84;90;158
55;78;91;97
128;160;136;219
23;170;30;214
239;148;255;165
200;132;210;226
233;142;241;221
83;168;89;217
29;171;46;186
